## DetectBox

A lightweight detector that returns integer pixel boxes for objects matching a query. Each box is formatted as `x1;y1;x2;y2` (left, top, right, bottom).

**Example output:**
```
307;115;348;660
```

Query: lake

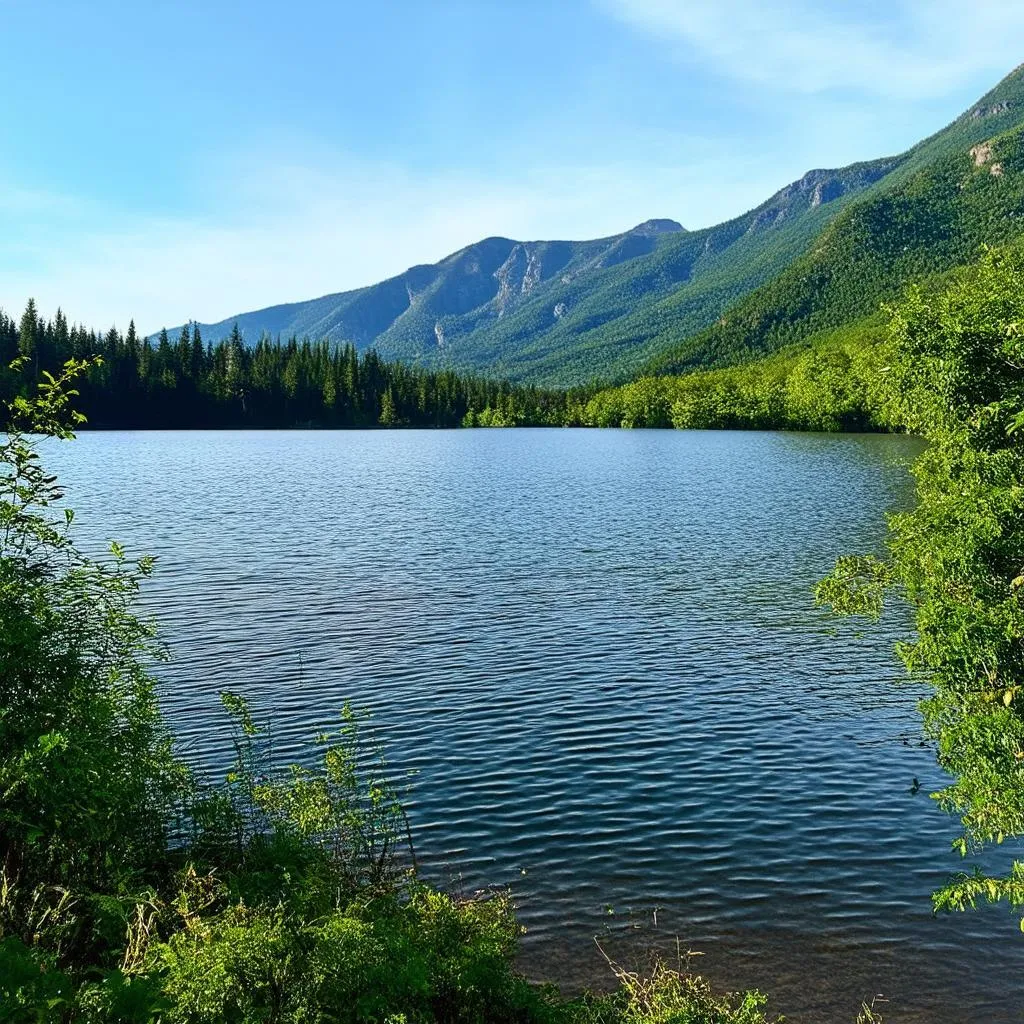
48;428;1023;1023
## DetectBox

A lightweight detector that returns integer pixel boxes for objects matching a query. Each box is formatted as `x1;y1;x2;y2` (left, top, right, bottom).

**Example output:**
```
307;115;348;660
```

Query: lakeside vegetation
4;262;1012;441
0;298;948;434
0;258;1020;443
818;247;1024;924
572;317;887;432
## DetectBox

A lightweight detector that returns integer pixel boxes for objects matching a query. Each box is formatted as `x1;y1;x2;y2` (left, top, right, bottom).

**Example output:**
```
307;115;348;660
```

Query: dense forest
0;301;580;430
0;298;907;435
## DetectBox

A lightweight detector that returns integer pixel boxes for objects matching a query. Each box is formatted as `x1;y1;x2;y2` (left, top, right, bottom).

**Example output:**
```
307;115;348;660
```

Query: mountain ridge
159;64;1024;386
155;217;686;348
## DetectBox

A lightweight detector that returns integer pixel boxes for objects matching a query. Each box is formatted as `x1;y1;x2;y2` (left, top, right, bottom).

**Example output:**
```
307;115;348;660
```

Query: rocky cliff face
494;244;546;317
966;100;1012;120
746;160;899;231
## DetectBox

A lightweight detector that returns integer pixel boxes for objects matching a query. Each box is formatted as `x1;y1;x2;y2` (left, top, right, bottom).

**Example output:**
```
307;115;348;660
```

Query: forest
0;303;580;430
0;299;913;435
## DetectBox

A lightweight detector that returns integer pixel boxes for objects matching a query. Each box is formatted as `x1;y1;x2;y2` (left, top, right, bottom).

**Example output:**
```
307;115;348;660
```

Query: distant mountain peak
630;218;686;235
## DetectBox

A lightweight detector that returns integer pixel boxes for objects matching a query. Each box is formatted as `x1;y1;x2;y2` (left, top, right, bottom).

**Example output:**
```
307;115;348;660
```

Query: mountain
165;166;894;386
167;217;688;376
165;64;1024;386
646;65;1024;374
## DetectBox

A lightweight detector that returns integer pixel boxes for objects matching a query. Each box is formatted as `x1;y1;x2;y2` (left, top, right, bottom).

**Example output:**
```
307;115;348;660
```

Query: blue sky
3;0;1023;332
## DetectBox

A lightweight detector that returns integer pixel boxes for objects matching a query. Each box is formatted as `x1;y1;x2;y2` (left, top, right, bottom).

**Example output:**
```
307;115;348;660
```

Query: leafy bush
818;246;1024;925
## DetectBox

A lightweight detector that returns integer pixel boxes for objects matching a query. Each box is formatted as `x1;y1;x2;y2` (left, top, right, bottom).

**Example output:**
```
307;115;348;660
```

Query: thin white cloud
597;0;1024;97
0;151;785;332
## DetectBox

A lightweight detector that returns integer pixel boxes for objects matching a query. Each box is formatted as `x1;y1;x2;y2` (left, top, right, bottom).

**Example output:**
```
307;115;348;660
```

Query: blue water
50;428;1023;1023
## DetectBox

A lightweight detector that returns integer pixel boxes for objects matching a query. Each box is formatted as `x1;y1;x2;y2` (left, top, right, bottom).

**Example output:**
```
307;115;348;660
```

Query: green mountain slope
649;118;1024;375
163;220;680;364
166;170;901;384
644;65;1024;374
167;64;1024;386
424;160;906;384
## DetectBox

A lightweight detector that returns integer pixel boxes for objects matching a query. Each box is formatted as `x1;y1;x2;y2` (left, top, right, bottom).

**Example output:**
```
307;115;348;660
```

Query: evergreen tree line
0;297;893;435
0;300;581;429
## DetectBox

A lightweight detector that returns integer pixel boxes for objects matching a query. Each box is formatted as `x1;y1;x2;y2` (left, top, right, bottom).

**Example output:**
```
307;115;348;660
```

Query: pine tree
18;298;39;378
174;325;190;378
379;385;397;426
191;324;205;380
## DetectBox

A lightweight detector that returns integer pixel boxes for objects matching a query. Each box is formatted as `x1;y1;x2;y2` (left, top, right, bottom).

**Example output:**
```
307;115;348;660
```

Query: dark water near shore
51;428;1023;1023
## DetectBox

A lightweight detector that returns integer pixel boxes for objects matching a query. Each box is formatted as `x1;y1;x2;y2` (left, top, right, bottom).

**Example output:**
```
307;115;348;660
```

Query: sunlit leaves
821;247;1024;928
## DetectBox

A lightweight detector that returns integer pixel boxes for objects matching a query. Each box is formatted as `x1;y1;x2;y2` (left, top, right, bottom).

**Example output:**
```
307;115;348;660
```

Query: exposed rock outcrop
493;245;528;317
522;250;543;295
745;161;898;235
970;142;994;166
968;101;1012;120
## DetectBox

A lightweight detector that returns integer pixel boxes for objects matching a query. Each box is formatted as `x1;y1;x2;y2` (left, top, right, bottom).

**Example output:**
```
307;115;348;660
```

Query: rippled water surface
51;429;1023;1023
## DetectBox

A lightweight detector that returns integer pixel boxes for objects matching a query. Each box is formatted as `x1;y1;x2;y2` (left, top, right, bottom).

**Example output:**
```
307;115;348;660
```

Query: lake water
49;428;1023;1023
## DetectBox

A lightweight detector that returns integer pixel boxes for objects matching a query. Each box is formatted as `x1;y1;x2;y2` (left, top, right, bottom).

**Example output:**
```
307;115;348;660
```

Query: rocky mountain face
165;64;1024;386
169;221;686;360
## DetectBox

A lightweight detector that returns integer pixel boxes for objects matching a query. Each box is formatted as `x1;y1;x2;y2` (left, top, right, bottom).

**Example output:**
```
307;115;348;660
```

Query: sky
2;0;1024;333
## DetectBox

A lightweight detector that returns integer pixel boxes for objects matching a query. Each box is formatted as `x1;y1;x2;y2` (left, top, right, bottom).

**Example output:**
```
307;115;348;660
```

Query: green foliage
0;358;183;902
813;556;893;619
0;937;74;1023
817;247;1024;925
853;998;886;1024
204;696;414;897
932;861;1024;923
577;317;889;432
569;952;775;1024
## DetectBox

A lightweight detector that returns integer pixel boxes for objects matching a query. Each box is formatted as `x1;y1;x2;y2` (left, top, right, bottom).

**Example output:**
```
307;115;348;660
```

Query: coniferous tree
18;298;39;379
